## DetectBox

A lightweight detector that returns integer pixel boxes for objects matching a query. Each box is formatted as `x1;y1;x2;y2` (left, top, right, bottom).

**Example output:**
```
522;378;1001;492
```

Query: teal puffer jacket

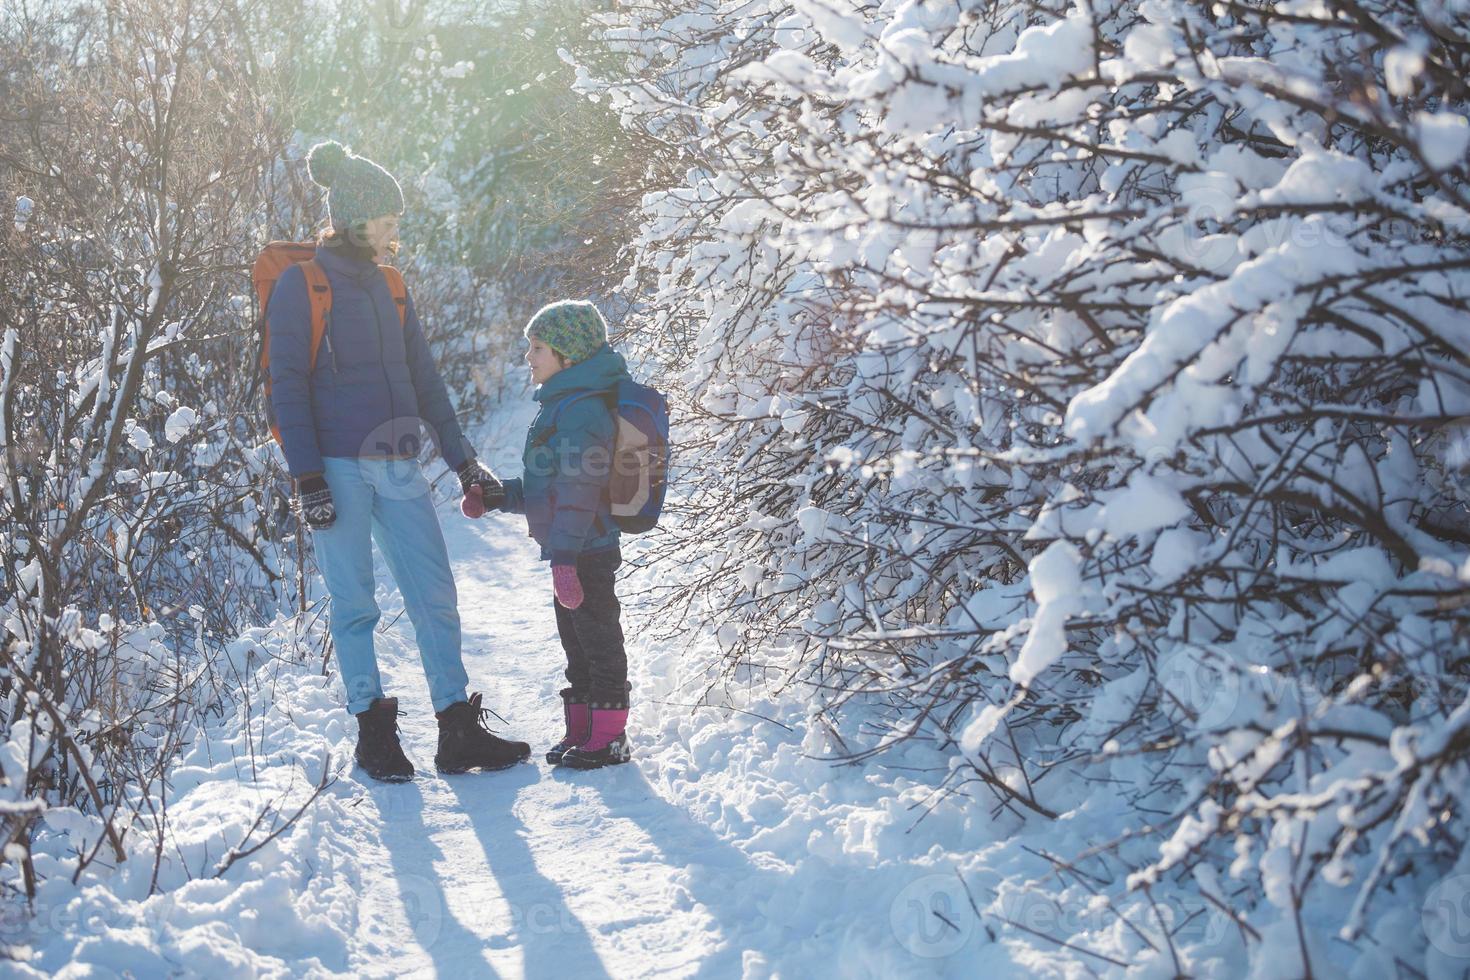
502;344;631;563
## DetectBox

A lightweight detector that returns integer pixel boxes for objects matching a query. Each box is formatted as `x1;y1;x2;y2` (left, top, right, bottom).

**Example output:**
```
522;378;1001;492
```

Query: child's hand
552;564;584;609
461;484;485;519
457;457;505;518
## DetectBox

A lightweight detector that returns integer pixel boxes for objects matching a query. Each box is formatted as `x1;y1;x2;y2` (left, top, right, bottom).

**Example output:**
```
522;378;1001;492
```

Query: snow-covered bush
0;0;308;901
574;0;1470;970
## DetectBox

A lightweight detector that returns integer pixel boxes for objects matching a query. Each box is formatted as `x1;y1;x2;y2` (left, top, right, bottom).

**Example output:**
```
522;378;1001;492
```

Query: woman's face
359;213;401;261
526;338;567;385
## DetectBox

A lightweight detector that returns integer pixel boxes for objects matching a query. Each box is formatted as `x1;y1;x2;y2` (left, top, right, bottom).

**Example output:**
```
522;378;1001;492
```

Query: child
494;301;633;769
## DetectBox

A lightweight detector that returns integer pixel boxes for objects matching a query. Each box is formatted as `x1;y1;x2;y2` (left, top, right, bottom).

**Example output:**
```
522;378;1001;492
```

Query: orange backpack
251;241;408;445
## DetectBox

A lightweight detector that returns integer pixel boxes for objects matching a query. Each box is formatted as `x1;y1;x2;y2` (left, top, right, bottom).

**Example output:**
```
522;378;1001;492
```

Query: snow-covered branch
573;0;1470;969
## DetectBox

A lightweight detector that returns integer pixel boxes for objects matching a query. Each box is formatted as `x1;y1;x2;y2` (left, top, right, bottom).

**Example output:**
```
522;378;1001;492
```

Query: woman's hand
457;458;505;517
296;473;336;529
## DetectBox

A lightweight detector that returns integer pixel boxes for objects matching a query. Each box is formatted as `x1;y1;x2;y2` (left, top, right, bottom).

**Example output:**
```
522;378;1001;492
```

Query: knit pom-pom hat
524;301;609;365
305;140;404;229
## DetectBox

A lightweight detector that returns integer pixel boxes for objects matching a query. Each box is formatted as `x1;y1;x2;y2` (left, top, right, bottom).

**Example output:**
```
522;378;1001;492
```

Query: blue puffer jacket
267;245;472;478
502;345;631;563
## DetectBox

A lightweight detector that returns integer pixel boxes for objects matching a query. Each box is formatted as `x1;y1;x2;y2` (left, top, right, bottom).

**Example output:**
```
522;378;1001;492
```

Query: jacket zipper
368;276;398;453
325;309;339;373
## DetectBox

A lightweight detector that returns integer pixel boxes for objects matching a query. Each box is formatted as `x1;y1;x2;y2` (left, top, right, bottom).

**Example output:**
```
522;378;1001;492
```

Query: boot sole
558;757;631;770
357;765;415;783
558;749;632;770
435;755;529;774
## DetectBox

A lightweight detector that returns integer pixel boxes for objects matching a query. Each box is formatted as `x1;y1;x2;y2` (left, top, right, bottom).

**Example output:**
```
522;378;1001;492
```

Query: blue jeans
313;457;469;715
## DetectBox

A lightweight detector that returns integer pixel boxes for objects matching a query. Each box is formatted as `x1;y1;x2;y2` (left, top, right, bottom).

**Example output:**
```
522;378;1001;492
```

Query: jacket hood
535;344;630;402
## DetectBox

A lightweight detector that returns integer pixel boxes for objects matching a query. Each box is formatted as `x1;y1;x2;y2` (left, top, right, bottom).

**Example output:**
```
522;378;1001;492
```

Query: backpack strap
298;259;332;370
532;391;609;448
550;390;603;426
378;265;409;327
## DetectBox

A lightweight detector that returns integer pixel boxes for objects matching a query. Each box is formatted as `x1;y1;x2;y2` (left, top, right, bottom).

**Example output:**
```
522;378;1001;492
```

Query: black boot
435;693;531;773
355;697;415;783
546;689;590;765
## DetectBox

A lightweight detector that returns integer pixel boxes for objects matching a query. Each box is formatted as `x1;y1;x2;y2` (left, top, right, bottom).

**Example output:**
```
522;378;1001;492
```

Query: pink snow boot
559;706;630;769
546;690;590;765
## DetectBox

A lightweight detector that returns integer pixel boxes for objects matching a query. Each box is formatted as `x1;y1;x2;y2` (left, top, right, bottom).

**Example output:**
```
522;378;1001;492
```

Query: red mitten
552;564;584;610
461;485;485;519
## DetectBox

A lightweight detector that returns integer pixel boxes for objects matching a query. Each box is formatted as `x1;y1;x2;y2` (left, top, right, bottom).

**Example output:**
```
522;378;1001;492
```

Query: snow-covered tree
573;0;1470;970
0;0;294;893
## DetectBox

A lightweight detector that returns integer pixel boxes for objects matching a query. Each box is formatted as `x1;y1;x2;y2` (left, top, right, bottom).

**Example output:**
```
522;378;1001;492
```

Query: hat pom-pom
306;140;349;188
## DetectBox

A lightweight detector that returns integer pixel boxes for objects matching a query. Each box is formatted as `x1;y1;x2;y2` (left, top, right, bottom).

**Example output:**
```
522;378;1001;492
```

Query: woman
267;140;528;782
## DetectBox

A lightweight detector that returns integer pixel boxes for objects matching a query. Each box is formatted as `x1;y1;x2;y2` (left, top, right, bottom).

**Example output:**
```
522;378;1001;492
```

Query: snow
10;442;1303;973
9;456;1004;977
1415;111;1470;171
958;702;1010;755
143;264;163;316
9;0;1470;973
1009;540;1082;688
1385;46;1425;97
565;0;1470;969
164;405;197;443
1101;471;1192;539
0;328;16;456
791;0;871;53
1149;526;1208;583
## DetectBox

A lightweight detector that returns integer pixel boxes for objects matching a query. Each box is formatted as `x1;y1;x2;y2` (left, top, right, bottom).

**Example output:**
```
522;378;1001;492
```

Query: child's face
526;338;567;385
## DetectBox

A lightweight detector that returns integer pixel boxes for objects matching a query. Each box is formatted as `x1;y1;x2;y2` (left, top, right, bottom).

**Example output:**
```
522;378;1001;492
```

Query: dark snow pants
554;548;630;709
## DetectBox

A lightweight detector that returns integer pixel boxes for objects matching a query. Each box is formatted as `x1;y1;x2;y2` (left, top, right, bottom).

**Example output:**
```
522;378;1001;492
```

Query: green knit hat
525;301;608;364
305;140;404;229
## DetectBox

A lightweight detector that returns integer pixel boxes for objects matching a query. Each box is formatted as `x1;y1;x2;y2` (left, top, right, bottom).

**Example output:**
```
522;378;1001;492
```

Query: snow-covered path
334;503;776;978
16;449;988;979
